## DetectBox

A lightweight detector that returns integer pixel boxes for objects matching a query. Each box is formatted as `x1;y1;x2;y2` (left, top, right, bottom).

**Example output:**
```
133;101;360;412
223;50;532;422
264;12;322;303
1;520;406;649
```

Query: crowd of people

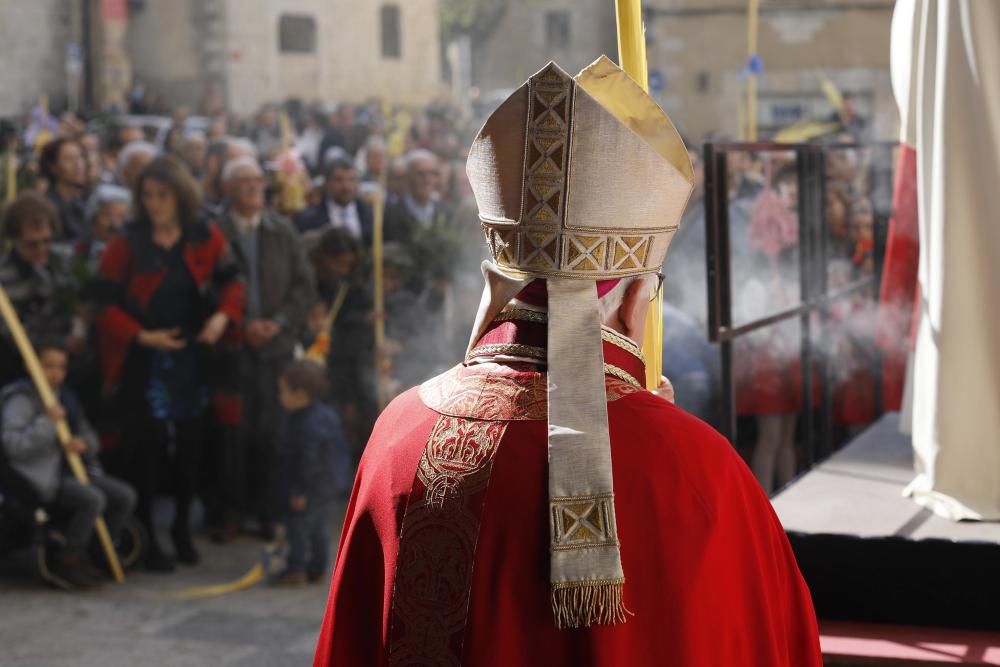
0;96;483;588
0;88;887;588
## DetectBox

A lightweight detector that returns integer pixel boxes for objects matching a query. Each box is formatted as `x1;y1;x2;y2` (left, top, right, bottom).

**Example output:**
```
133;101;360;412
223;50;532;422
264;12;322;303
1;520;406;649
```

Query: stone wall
0;0;73;116
470;0;618;94
221;0;443;114
646;0;896;141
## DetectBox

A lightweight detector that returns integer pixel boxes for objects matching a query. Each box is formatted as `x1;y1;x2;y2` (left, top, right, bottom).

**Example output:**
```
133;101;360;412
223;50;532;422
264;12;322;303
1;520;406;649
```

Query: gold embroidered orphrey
388;414;509;667
419;363;644;422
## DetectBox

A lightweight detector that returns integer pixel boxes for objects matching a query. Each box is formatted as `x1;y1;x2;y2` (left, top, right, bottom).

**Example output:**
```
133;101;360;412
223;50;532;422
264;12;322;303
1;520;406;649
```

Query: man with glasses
215;157;315;542
382;149;449;245
0;193;81;386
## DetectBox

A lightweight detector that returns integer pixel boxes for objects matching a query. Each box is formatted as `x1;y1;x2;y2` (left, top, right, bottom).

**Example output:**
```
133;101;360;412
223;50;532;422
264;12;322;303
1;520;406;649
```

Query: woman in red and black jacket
94;155;244;572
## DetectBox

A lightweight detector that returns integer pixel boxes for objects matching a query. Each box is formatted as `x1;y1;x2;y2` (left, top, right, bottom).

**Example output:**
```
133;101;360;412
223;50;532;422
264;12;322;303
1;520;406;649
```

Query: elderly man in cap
313;59;821;666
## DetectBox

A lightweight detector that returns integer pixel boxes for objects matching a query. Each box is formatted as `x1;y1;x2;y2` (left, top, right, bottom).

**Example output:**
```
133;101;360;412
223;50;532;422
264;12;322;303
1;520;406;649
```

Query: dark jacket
279;401;352;504
316;277;374;409
93;215;245;391
295;199;374;247
217;210;315;360
0;249;79;386
382;197;449;246
47;190;87;242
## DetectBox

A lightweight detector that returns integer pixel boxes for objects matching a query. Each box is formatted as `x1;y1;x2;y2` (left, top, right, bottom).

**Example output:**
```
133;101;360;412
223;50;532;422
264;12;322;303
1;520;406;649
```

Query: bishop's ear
619;276;652;344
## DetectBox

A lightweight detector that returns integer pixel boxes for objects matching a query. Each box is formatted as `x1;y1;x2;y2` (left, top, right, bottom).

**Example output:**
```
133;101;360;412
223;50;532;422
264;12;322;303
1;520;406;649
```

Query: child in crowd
0;338;136;589
272;359;352;586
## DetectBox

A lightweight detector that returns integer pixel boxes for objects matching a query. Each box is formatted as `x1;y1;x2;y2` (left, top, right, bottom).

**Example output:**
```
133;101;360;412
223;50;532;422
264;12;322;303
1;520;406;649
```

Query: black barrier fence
702;141;896;475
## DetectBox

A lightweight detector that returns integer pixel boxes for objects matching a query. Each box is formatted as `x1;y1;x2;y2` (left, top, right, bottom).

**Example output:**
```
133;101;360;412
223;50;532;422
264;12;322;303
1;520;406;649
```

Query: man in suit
217;156;315;539
382;149;449;245
295;159;374;247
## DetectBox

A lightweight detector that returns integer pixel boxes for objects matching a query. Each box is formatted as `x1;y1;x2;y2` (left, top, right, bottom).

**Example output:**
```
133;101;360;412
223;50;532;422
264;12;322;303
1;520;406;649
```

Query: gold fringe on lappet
551;579;631;629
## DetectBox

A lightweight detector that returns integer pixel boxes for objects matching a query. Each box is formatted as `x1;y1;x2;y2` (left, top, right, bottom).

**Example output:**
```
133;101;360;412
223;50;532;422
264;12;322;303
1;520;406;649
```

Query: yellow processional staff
615;0;661;389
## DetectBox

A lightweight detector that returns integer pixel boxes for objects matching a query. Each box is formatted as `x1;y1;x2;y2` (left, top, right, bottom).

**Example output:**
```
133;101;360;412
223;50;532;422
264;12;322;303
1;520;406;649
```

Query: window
545;11;571;49
697;71;710;94
381;5;401;59
279;14;317;54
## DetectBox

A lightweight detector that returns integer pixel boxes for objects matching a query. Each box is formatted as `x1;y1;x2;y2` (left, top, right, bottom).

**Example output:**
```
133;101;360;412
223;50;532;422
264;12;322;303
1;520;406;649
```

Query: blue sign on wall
648;69;666;93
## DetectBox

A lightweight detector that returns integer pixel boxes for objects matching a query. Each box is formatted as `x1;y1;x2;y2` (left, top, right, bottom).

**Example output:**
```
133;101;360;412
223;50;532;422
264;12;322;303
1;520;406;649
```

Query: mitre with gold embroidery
464;56;694;629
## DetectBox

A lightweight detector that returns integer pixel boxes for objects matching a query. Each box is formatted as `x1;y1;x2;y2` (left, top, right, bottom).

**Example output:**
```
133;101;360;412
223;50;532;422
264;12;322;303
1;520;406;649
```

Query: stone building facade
0;0;75;116
645;0;895;141
126;0;443;114
467;0;894;142
469;0;618;96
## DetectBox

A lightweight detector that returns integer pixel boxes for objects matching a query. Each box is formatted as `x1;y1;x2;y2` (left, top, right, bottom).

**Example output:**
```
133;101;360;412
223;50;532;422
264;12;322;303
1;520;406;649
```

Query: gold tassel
550;580;631;629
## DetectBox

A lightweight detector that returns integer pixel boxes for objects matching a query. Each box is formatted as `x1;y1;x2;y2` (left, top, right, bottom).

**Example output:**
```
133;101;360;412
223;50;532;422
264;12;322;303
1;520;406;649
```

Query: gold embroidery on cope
419;364;644;421
389;414;509;667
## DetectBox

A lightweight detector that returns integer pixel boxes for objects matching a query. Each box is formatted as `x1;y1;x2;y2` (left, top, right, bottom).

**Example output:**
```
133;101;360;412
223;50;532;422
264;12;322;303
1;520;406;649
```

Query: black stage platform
772;413;1000;632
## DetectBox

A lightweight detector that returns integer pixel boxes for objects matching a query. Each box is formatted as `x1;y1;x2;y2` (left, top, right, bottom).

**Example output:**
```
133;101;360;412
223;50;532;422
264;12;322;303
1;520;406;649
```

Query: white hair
365;135;387;151
116;141;158;172
182;129;206;143
85;184;132;221
221;155;262;183
405;148;439;171
322;146;350;168
225;137;256;159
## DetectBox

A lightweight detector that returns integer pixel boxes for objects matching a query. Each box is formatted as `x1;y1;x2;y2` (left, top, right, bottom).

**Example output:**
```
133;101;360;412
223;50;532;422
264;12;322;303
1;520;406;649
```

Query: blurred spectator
39;138;88;241
295;108;327;173
77;184;131;279
206;115;227;141
317;108;346;168
202;137;255;212
0;338;136;589
380;241;434;391
178;131;207;180
99;123;144;184
0;193;80;386
826;182;854;261
271;359;351;586
728;150;764;201
737;160;803;494
79;131;103;189
216;157;314;540
116;141;158;192
161;105;190;155
94;155;244;571
358;136;388;185
296;159;374;246
383;149;448;244
319;103;368;161
385;156;408;206
305;227;374;458
849;196;876;276
250;105;282;160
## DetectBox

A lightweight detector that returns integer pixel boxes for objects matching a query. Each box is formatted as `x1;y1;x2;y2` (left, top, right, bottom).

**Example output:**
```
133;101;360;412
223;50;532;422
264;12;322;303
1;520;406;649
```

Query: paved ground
0;508;344;667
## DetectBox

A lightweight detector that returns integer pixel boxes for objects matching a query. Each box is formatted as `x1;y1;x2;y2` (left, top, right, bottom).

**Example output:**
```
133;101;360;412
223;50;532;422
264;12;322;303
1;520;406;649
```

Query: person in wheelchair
0;337;136;589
